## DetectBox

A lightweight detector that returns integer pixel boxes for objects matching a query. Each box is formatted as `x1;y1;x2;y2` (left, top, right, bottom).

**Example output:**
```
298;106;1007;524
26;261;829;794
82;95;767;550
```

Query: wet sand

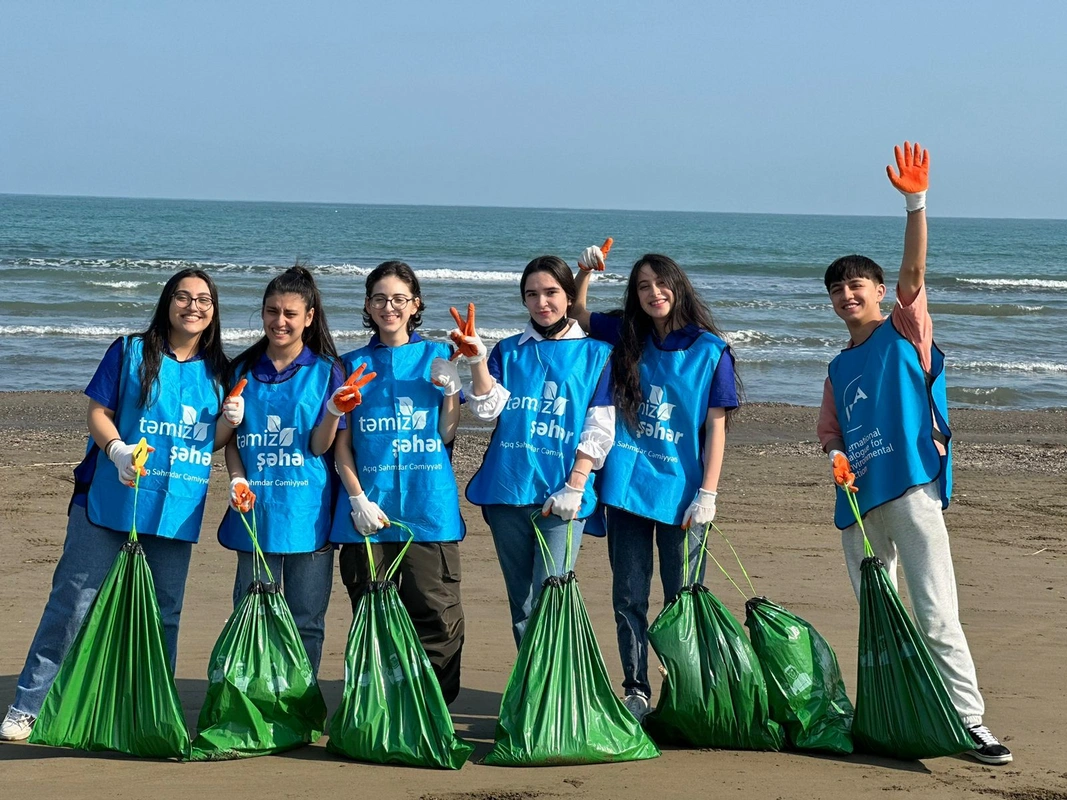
1;392;1065;799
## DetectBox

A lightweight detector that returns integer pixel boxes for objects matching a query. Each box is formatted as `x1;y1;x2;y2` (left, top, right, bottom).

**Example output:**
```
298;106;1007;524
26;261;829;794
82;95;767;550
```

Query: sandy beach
0;391;1064;800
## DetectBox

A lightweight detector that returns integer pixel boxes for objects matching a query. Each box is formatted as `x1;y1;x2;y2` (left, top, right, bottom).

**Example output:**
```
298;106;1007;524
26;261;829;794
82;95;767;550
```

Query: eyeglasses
368;294;415;310
172;291;214;310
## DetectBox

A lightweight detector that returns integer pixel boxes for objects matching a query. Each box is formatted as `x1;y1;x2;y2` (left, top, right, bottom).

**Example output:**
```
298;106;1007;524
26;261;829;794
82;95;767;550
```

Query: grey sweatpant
841;481;984;726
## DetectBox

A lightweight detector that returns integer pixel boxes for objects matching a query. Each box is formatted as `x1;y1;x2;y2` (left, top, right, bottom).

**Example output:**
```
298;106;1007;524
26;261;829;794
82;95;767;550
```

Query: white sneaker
0;707;35;741
623;693;650;723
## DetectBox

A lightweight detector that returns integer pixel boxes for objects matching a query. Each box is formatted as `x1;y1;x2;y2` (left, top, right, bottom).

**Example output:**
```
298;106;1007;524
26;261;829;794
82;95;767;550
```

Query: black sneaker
966;724;1013;765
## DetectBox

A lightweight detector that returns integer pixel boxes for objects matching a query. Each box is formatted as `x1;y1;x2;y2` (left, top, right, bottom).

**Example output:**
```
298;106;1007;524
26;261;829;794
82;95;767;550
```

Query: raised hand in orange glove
577;237;614;272
222;378;247;428
449;303;487;364
886;141;929;213
327;363;377;416
830;450;859;493
229;477;256;513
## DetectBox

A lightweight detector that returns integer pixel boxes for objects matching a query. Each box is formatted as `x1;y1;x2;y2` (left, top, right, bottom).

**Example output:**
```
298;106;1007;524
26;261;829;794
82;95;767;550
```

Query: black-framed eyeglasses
368;294;415;310
172;291;214;310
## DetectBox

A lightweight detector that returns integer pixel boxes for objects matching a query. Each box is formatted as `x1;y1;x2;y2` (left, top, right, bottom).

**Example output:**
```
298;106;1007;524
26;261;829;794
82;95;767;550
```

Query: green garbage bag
853;553;972;759
30;443;190;759
327;529;473;769
189;511;327;760
745;596;854;754
484;517;660;766
838;477;971;759
644;526;783;751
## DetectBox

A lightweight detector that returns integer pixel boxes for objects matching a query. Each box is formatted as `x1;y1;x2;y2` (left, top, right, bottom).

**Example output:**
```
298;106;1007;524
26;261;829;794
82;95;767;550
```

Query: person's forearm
700;409;726;492
87;401;122;452
310;413;341;456
566;452;595;490
224;438;247;480
469;358;494;397
899;207;927;300
572;268;593;332
333;428;363;496
439;394;460;444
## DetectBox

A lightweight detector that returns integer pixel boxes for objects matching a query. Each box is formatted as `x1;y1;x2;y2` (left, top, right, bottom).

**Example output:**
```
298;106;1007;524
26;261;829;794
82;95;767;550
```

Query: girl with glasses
215;265;345;675
328;261;466;705
2;269;230;742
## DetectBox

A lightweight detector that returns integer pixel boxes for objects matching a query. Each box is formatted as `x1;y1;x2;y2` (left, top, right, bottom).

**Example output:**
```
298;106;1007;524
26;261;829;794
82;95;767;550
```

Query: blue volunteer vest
329;340;465;544
466;335;612;518
87;336;220;542
828;318;952;530
598;332;726;526
218;356;335;554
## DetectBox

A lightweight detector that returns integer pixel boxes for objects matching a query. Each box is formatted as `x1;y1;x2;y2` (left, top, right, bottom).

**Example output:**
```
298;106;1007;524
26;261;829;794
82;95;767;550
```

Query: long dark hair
138;268;227;407
361;260;424;335
229;264;340;383
612;254;741;429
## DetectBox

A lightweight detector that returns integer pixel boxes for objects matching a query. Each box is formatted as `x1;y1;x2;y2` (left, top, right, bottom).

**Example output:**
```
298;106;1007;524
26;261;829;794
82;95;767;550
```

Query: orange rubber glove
577;237;614;272
222;378;247;428
831;450;859;493
886;141;929;212
328;363;377;416
449;304;487;363
229;477;256;513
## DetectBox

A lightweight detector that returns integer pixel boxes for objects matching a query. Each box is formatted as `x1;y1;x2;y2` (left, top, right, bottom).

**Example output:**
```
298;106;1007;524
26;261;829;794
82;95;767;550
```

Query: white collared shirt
464;319;615;468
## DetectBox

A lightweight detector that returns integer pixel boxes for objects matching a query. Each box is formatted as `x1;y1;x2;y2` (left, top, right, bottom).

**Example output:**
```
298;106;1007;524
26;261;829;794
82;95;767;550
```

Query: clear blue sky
3;1;1065;217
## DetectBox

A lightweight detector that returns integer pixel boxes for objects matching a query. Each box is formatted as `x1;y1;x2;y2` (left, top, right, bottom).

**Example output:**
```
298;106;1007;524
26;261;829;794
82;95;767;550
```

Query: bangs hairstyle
519;255;577;306
612;253;742;429
362;260;424;334
228;263;340;384
139;268;227;407
823;255;885;291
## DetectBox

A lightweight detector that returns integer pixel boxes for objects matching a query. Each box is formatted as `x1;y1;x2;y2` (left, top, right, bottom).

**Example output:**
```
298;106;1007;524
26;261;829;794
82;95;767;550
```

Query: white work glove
222;393;244;428
229;477;256;512
681;489;717;529
106;440;139;485
430;357;462;396
541;482;584;521
577;244;606;272
349;492;389;535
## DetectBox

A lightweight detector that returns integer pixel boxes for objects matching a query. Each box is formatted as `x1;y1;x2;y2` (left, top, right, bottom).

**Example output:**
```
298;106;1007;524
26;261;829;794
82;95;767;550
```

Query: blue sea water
2;193;1066;408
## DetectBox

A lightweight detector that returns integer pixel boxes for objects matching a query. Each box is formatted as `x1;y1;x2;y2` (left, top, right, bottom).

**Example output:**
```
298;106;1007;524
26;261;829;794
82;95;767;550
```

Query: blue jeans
232;547;334;675
484;505;583;649
13;505;192;717
606;506;707;700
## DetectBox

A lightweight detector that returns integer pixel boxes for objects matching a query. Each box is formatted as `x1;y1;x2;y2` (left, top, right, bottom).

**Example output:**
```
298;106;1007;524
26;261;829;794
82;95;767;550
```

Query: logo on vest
510;381;574;444
237;415;305;472
635;385;684;443
845;386;868;422
359;397;440;458
139;404;212;466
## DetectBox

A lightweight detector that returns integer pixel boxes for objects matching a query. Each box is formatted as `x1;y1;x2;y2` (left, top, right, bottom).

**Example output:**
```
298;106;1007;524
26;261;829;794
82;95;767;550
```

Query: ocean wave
726;329;837;348
951;360;1067;374
956;277;1067;291
928;302;1048;317
0;324;136;337
87;280;151;289
946;385;1026;407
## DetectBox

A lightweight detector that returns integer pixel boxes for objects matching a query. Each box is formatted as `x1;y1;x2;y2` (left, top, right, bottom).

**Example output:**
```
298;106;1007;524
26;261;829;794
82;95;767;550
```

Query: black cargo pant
339;541;464;705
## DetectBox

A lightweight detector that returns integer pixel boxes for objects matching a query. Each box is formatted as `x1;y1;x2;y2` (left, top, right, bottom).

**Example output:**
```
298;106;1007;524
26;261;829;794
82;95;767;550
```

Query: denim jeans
13;505;192;717
232;547;334;675
484;504;584;649
606;506;707;700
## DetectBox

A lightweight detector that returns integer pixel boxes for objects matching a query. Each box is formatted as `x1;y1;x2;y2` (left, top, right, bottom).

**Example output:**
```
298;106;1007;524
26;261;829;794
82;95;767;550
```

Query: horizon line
2;191;1064;223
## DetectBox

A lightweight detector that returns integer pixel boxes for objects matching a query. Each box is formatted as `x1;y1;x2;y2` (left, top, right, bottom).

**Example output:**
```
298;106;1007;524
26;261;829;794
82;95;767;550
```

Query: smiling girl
572;249;740;722
2;269;229;741
216;265;344;675
329;261;466;704
464;255;615;648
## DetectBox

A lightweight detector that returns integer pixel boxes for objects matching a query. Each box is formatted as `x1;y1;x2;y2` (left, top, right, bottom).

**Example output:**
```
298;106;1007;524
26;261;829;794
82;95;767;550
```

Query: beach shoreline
0;392;1064;798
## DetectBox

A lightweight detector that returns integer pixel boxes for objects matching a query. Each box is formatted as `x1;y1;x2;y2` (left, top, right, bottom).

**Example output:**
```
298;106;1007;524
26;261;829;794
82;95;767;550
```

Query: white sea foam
951;360;1067;373
958;278;1067;291
0;324;135;337
88;280;147;289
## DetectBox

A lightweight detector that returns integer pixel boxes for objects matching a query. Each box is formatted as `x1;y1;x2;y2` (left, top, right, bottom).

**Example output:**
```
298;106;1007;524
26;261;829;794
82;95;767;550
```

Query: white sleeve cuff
577;406;615;470
463;379;510;421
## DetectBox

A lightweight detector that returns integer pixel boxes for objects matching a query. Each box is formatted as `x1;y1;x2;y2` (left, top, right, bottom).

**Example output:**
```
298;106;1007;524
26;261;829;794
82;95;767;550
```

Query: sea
2;194;1066;409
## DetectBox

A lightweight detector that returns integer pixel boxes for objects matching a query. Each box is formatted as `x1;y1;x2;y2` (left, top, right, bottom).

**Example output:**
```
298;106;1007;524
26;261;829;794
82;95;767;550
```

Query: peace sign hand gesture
449;303;487;364
328;363;377;416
